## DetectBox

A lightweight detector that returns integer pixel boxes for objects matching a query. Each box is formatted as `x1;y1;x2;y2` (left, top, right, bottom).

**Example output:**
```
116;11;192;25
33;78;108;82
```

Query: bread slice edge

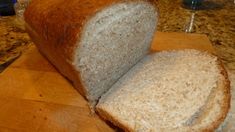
96;55;231;132
193;59;231;131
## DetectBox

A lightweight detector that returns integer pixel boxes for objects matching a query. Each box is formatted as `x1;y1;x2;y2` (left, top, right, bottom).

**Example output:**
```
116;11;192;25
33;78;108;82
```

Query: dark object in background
0;0;16;16
183;0;203;10
182;0;223;10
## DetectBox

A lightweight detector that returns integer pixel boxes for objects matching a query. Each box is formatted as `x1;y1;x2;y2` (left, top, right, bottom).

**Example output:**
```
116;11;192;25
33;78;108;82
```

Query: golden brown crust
199;59;230;132
25;23;87;97
188;57;231;132
24;0;157;101
201;59;231;131
96;55;231;132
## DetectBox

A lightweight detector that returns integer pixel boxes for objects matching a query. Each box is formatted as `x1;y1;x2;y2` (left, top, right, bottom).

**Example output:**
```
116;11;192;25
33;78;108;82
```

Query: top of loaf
24;0;156;61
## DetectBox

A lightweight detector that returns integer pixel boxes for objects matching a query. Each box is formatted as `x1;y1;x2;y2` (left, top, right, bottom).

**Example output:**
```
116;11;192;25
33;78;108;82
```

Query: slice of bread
96;49;230;131
24;0;158;106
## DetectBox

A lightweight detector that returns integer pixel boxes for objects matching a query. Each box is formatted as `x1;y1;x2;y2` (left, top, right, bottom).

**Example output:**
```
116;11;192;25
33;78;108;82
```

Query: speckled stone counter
0;16;32;71
155;0;235;71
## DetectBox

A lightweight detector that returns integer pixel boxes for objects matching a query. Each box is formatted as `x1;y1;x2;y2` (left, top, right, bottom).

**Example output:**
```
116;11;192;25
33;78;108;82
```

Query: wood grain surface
0;32;214;132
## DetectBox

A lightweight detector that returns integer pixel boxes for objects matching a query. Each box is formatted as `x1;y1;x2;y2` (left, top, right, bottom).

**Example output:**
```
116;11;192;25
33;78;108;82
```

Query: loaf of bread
24;0;158;105
97;50;230;131
24;0;230;131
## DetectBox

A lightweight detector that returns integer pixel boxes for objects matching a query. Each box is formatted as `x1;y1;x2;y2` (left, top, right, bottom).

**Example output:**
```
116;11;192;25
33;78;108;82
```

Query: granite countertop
0;16;32;71
155;0;235;71
0;0;234;130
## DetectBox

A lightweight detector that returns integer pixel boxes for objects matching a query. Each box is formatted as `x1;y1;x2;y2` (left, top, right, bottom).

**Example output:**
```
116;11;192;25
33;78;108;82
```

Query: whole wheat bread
24;0;158;105
24;0;230;131
97;50;230;131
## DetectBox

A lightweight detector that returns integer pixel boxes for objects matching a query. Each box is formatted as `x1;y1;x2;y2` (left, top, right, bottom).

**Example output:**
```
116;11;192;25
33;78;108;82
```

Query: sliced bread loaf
96;49;230;131
24;0;158;105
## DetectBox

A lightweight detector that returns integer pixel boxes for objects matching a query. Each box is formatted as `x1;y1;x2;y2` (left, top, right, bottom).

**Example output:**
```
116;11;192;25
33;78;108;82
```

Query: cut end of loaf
97;49;230;131
73;1;158;104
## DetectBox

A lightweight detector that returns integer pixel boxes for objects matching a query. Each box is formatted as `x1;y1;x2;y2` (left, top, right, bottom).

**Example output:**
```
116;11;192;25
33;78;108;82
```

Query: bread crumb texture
98;49;222;131
74;2;157;103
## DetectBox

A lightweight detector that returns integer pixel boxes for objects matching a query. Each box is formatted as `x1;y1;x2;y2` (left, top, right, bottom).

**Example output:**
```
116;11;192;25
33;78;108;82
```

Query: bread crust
24;0;158;101
199;59;231;132
96;55;231;132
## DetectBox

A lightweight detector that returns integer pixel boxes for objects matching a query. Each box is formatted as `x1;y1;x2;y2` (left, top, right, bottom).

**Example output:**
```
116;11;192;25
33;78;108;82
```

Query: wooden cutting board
0;32;215;132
